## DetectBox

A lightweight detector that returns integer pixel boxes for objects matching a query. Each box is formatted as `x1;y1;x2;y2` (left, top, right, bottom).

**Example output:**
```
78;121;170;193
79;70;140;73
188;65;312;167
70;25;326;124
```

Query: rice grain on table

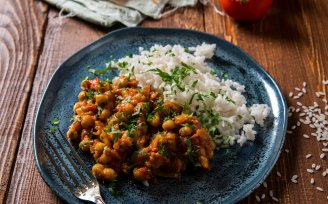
320;153;326;158
307;169;314;173
277;171;282;177
315;165;321;170
306;154;312;159
289;92;294;97
316;187;324;192
272;197;279;202
255;195;260;202
263;181;268;188
303;134;310;138
261;194;265;199
310;178;315;185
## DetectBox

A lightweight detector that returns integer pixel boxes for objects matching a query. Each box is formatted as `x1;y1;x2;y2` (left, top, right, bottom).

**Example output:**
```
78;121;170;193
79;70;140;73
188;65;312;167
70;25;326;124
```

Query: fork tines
41;128;96;195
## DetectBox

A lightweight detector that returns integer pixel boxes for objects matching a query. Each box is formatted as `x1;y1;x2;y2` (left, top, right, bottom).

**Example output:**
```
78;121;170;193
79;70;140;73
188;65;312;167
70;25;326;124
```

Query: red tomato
219;0;273;21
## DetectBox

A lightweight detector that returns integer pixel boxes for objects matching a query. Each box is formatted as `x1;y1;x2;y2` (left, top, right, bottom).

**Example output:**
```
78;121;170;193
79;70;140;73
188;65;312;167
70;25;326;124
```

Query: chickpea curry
67;76;215;183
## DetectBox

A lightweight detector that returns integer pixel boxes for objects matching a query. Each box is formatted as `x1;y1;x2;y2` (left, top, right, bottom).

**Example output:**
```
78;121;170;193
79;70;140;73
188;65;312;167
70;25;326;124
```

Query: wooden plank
141;4;204;31
0;0;48;201
204;0;328;203
4;10;107;204
5;5;205;203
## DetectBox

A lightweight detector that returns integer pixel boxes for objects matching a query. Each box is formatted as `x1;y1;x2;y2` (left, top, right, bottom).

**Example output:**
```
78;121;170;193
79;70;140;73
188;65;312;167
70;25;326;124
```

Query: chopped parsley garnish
149;62;197;93
117;61;128;69
158;143;171;158
53;118;59;126
87;63;111;75
48;127;58;134
108;180;123;196
221;71;228;78
126;52;133;57
191;80;198;88
210;70;216;76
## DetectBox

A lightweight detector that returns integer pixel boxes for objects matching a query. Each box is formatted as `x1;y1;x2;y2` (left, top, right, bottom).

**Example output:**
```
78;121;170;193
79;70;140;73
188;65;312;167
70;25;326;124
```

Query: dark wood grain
142;4;204;31
0;0;48;201
4;10;106;204
204;0;328;203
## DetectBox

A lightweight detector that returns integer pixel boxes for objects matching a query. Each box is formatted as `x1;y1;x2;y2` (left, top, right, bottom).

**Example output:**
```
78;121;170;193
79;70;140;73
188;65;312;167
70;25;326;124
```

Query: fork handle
95;196;105;204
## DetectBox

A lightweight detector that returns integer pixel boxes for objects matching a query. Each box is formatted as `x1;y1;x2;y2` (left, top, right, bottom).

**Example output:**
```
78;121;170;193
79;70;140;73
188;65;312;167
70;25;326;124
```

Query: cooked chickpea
113;76;128;88
162;120;176;131
179;126;193;137
103;168;118;182
95;94;108;105
78;91;86;101
79;138;91;151
92;163;104;179
81;115;95;129
98;153;111;164
148;114;161;127
104;91;114;101
133;167;151;181
99;109;111;120
121;103;134;115
67;129;78;140
102;82;110;91
94;142;106;152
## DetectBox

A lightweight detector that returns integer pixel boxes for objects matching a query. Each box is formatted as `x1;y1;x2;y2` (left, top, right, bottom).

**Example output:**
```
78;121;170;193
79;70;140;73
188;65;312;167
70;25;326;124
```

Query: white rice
115;43;270;146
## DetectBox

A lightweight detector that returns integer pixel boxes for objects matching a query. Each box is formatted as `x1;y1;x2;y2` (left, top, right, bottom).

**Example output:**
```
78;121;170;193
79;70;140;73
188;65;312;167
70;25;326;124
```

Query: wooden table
1;0;328;203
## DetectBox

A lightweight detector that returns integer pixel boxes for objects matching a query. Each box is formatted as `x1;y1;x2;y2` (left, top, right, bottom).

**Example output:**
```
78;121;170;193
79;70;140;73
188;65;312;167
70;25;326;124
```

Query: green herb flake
108;180;123;196
127;52;133;57
117;61;128;69
221;71;228;78
210;70;216;76
158;143;171;158
53;118;59;126
87;63;111;75
191;80;198;88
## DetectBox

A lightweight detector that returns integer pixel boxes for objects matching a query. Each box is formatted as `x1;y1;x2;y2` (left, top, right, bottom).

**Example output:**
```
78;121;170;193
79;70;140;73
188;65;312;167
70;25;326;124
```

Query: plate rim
33;27;288;204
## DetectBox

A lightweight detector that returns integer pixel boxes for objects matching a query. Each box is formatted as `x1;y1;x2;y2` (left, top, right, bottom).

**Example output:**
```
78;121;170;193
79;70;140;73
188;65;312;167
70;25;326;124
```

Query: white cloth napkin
43;0;198;27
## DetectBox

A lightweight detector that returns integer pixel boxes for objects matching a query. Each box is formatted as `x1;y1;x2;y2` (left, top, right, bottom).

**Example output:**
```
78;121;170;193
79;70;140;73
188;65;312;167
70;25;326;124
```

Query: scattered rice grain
263;181;268;188
307;169;314;173
306;154;312;159
316;187;324;192
272;197;279;202
320;153;326;159
256;195;260;202
311;178;315;185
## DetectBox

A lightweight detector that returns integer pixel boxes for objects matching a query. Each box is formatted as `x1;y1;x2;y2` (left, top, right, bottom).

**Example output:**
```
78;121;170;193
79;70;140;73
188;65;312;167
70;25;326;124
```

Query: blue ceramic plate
34;27;287;204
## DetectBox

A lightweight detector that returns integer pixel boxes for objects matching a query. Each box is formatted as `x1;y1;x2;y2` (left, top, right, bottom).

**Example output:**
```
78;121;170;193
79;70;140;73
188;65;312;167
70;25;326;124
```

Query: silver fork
41;129;105;204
